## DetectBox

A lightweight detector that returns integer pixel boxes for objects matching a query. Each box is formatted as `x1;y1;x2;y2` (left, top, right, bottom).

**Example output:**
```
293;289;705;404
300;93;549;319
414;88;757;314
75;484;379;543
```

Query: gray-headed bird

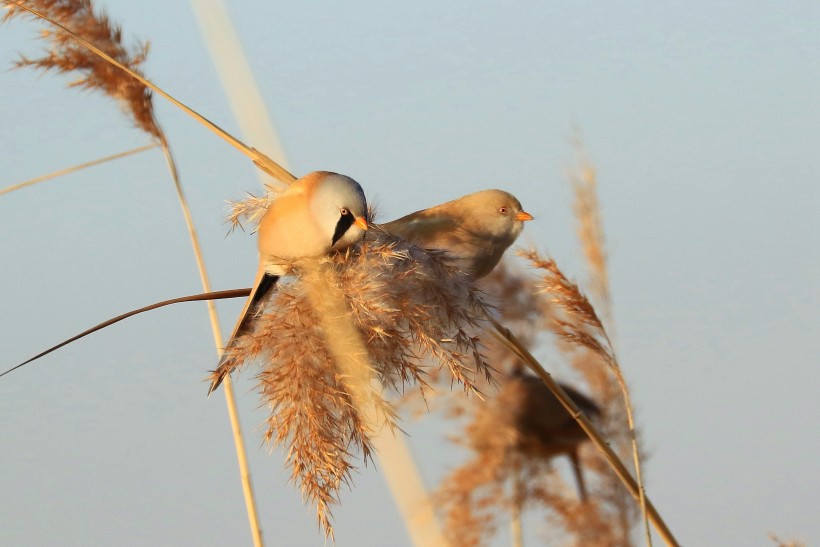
382;189;532;280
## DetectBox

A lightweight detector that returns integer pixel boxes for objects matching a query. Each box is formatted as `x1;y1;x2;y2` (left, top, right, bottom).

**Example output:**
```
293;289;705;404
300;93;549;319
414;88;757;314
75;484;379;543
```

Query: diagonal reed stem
487;316;680;547
0;143;156;197
604;341;653;547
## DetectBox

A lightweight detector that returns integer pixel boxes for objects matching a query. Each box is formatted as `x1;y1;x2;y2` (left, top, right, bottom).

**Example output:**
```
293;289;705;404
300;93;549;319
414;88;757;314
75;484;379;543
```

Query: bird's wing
207;265;280;394
381;207;459;245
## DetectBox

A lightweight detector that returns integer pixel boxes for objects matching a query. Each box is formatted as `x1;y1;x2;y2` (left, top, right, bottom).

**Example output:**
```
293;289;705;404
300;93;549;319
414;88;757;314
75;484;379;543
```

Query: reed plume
432;260;628;546
437;367;617;547
217;213;493;535
4;0;159;138
568;137;611;323
769;534;806;547
567;138;651;545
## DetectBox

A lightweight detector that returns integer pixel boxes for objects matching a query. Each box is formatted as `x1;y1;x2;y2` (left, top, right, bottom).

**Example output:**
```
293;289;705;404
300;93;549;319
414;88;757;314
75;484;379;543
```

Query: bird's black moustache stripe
331;212;355;247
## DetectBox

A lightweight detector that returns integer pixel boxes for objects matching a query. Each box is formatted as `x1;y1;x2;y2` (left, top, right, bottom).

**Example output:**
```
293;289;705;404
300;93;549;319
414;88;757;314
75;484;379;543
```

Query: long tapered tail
208;272;279;395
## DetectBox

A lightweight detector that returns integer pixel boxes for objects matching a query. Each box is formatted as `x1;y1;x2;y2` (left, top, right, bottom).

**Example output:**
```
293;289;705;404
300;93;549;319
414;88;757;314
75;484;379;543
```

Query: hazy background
1;1;817;545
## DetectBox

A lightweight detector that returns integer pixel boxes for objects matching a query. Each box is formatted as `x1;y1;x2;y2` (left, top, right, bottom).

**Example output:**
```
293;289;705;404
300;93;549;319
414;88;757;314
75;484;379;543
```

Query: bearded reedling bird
469;365;600;501
381;189;533;280
208;171;369;395
504;368;601;502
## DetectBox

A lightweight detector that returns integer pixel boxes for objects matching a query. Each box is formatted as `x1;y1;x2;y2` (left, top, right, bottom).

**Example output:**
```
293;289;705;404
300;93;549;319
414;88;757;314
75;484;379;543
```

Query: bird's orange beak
516;211;534;221
354;216;369;231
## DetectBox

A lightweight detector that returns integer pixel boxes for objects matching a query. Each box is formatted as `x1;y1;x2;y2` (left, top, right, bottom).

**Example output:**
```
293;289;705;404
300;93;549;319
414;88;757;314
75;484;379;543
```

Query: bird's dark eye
498;207;508;214
340;207;349;216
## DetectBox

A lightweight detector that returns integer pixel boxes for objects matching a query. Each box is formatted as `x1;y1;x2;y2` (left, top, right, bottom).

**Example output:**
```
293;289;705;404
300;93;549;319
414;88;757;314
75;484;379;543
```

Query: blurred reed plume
4;0;160;139
568;137;611;322
218;211;494;534
520;250;642;545
431;260;626;546
769;534;806;547
566;138;649;543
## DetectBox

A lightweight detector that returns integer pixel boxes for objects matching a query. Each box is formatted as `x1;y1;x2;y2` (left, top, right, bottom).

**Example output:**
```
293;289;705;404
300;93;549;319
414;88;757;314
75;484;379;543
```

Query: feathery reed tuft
4;0;160;139
520;250;615;365
216;217;493;535
568;138;611;320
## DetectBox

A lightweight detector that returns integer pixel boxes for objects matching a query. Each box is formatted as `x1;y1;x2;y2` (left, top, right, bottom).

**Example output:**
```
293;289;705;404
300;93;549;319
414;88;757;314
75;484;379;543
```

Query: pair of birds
208;170;533;394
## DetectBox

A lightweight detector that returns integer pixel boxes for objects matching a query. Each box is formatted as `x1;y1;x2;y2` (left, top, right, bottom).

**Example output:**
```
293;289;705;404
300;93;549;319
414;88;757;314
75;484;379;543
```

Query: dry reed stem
3;2;264;543
3;0;294;186
0;144;156;197
510;470;524;547
158;142;264;547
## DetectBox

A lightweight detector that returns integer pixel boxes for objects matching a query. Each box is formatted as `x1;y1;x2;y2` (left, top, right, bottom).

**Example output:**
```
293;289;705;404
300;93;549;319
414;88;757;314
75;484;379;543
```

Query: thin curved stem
0;144;156;197
1;289;251;379
158;138;263;547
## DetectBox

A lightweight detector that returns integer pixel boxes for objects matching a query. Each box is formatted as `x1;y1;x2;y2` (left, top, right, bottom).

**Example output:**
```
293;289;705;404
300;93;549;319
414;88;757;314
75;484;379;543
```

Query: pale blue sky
1;2;818;546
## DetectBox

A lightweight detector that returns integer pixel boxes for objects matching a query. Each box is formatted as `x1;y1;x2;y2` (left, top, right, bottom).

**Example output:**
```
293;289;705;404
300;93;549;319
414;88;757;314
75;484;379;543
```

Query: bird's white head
309;171;369;251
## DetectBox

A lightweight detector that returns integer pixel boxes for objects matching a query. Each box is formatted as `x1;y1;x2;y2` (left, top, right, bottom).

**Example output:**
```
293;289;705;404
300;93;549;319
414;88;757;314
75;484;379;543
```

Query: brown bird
381;189;533;279
472;367;601;502
505;369;600;502
208;171;368;394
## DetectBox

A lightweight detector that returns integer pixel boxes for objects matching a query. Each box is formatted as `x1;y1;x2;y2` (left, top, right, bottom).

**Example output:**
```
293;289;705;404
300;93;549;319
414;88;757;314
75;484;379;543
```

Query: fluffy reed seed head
221;215;493;535
4;0;161;139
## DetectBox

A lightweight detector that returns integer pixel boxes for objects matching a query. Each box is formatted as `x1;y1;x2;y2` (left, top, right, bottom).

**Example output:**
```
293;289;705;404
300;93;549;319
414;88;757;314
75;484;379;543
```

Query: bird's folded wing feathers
208;266;279;394
381;209;459;241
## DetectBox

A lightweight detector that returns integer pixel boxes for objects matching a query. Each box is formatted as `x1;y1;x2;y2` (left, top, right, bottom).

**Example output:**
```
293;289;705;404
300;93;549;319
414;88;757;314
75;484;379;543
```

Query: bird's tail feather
208;271;279;395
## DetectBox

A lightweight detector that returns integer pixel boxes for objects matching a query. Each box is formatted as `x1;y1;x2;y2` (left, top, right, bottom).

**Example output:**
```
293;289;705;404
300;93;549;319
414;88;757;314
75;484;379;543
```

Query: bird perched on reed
381;189;532;280
208;171;368;394
498;368;601;501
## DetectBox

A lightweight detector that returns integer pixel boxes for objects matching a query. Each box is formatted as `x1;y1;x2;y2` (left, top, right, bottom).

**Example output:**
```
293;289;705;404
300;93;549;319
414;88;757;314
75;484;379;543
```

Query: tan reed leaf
4;0;161;139
0;143;156;197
